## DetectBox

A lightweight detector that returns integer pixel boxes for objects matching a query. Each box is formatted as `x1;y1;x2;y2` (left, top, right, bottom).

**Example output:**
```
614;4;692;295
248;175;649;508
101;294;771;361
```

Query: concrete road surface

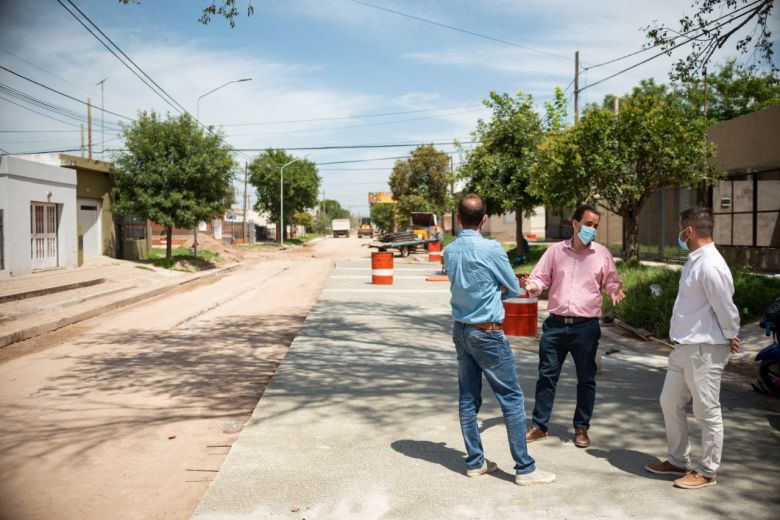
194;259;780;520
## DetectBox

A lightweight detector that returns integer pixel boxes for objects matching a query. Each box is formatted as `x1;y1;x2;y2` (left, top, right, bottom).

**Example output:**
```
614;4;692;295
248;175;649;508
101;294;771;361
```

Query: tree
112;111;235;259
292;211;313;232
460;90;554;256
314;199;351;233
248;149;320;240
674;59;780;123
388;144;451;225
370;203;395;233
644;0;776;80
533;82;716;261
119;0;254;27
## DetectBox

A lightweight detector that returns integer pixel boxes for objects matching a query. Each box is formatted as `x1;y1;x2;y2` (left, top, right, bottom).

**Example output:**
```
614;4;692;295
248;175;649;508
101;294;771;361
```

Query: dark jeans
531;316;601;432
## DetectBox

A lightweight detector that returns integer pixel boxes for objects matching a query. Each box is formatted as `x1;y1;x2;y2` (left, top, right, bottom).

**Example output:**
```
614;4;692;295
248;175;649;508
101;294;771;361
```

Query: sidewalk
0;256;238;348
193;259;779;520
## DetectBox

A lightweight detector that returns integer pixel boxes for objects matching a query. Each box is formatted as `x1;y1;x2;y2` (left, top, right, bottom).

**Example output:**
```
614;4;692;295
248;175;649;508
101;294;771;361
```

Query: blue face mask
578;225;597;245
678;228;690;251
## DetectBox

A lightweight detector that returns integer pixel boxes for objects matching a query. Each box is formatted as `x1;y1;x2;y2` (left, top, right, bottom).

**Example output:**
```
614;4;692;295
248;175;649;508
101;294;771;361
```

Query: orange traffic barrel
428;241;443;262
503;296;538;336
371;251;393;285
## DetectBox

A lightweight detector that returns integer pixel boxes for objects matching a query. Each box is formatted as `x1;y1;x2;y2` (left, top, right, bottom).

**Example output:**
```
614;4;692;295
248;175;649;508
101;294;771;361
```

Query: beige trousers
660;343;730;478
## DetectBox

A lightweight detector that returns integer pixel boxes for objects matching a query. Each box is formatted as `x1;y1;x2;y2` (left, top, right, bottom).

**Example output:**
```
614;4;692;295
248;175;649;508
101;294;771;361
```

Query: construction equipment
358;217;373;238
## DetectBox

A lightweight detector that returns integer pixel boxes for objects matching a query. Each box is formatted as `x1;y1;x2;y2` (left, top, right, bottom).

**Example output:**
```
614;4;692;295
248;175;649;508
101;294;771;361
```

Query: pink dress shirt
528;240;621;318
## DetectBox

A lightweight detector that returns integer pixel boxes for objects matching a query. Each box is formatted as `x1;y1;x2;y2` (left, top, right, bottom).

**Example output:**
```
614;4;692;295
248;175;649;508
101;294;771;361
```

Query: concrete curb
0;263;241;349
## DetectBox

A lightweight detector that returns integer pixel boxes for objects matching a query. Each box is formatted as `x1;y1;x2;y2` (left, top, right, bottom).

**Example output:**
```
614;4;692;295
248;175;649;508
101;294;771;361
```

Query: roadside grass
145;247;221;271
604;262;780;338
134;265;155;272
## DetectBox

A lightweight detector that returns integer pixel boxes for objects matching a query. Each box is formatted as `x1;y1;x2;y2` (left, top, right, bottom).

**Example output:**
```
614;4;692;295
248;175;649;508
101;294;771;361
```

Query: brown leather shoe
574;427;590;448
674;472;716;489
645;460;690;476
525;426;548;443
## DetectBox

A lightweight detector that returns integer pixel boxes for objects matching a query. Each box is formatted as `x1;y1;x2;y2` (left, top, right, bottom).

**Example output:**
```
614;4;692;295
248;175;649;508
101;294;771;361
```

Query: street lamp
192;77;251;254
196;78;252;123
280;155;308;246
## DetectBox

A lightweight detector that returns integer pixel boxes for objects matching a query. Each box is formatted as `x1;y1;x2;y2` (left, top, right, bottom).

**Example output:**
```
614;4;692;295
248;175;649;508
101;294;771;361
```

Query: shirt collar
458;229;481;238
688;241;715;261
564;239;593;252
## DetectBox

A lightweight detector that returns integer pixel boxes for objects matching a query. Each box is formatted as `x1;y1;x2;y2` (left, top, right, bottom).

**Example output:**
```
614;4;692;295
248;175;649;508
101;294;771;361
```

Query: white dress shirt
669;242;740;344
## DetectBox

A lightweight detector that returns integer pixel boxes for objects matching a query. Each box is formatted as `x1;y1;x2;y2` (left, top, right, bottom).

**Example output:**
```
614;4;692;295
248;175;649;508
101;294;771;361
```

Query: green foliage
249;149;320;235
292;211;313;229
675;59;780;123
460;90;545;218
389;144;451;222
145;247;221;270
112;111;236;258
119;0;254;28
370;203;395;232
532;81;716;260
643;0;776;80
603;263;780;338
314;199;351;232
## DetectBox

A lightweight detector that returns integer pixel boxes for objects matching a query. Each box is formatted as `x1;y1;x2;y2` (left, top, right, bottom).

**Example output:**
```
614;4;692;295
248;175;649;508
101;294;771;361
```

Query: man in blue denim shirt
445;193;555;486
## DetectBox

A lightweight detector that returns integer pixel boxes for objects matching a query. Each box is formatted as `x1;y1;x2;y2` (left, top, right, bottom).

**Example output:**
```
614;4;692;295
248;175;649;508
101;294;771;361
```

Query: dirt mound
183;234;244;264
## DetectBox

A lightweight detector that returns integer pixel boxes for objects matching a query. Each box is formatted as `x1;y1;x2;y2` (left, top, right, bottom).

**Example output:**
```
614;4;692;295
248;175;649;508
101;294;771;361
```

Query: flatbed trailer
367;237;441;257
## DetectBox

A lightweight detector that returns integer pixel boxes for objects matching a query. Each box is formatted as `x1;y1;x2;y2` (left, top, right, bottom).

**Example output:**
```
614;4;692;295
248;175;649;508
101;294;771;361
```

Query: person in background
645;206;740;489
445;193;555;486
524;204;624;448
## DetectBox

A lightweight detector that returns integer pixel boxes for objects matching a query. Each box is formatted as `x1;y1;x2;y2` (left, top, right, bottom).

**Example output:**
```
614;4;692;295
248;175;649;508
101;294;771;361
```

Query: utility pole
87;97;93;160
574;50;580;124
450;155;455;236
243;162;249;243
613;97;619;114
95;78;107;159
80;124;85;158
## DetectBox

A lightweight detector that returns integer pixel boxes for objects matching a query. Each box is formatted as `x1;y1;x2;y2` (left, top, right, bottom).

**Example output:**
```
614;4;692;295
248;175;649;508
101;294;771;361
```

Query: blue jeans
452;321;536;475
531;317;601;432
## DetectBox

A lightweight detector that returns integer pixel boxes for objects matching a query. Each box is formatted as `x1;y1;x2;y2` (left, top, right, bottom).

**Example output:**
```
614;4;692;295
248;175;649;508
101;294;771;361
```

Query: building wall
481;206;546;242
0;156;78;277
76;169;116;256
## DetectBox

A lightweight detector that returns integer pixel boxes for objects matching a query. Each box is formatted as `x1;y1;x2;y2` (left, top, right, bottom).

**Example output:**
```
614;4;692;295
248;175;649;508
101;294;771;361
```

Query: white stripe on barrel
371;269;394;276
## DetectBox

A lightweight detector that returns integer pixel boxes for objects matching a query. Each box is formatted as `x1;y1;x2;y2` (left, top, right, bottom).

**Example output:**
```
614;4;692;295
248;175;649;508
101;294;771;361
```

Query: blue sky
1;0;777;214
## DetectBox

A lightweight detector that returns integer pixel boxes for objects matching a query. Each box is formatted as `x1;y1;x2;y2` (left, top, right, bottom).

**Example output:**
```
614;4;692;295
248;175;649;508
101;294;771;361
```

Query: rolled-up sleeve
528;248;554;291
602;252;622;295
701;267;740;339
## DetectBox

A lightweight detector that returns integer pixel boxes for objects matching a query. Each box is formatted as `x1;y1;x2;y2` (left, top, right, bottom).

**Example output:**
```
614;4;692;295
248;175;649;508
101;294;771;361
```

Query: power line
582;0;764;72
220;104;485;127
349;0;572;62
0;129;81;133
0;65;133;121
225;108;487;138
57;0;188;116
0;94;83;128
234;140;474;151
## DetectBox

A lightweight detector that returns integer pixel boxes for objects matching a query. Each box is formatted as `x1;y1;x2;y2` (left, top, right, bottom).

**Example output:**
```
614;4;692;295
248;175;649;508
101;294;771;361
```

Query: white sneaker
466;460;498;477
515;469;556;486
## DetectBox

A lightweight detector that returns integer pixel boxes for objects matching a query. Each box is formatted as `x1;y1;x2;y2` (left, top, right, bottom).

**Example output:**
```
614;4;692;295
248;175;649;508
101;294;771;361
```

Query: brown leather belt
472;322;503;331
550;314;596;325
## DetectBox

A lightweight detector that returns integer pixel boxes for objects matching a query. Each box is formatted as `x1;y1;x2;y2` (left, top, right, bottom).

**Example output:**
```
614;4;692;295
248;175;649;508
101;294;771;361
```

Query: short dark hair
572;204;600;222
458;193;487;228
680;206;714;237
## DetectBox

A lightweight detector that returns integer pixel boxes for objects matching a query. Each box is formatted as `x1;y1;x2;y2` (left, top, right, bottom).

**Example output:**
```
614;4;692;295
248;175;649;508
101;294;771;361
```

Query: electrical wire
234;140;474;151
349;0;572;62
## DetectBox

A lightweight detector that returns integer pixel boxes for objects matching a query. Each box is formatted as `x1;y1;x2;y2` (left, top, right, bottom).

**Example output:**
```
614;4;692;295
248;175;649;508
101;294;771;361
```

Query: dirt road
0;237;371;520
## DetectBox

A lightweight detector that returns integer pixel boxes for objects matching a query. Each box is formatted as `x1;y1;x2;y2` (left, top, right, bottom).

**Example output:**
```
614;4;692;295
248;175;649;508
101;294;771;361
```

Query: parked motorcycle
752;298;780;397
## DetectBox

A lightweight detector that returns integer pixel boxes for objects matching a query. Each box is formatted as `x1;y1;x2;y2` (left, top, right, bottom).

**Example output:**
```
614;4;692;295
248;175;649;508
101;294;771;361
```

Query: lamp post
279;155;308;246
193;77;251;254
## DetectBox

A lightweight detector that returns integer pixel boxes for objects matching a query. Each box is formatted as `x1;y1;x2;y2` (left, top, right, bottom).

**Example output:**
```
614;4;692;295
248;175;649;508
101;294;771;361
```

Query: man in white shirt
645;207;741;489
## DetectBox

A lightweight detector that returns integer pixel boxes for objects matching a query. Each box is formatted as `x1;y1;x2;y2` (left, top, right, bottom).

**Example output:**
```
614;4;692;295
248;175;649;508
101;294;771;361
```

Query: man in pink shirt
524;204;625;448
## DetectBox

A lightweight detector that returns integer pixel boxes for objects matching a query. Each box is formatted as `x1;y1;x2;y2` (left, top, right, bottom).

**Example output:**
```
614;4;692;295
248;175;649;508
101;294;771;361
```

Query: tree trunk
276;221;282;242
514;206;524;261
622;213;639;262
165;226;173;259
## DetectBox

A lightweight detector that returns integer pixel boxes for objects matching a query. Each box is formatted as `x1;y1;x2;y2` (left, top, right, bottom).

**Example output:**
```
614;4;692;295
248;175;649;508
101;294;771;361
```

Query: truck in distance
358;218;373;238
331;218;351;238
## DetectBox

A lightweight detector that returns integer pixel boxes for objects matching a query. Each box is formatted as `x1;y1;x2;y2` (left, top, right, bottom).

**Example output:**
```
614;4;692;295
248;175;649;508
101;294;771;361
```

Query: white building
0;155;78;276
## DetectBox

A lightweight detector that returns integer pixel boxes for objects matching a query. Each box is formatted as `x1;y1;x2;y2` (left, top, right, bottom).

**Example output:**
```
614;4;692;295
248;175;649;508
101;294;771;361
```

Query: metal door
31;203;58;269
78;199;101;257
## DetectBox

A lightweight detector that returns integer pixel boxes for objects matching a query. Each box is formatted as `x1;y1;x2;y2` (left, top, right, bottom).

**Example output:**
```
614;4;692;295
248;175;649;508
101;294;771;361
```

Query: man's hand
525;281;540;297
729;336;741;354
610;288;626;306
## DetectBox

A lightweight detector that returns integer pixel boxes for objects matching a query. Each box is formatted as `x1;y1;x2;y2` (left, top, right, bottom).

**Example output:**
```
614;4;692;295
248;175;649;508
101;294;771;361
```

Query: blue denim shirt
444;229;521;324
